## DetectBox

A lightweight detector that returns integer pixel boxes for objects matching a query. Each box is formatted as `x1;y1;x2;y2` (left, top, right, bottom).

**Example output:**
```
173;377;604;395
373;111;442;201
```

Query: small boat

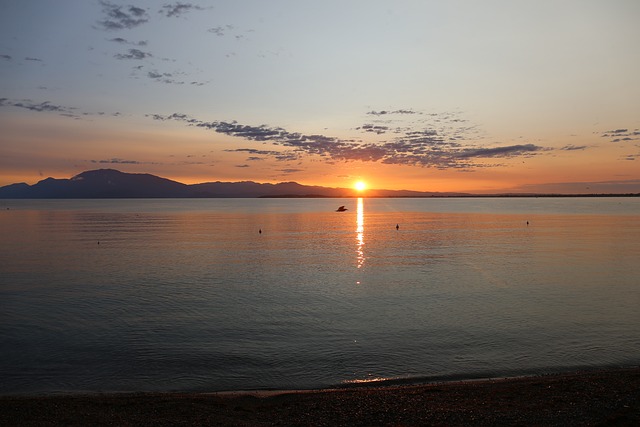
336;205;348;212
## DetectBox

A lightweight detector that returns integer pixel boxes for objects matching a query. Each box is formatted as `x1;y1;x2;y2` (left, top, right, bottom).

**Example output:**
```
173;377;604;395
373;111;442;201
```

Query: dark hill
0;169;189;198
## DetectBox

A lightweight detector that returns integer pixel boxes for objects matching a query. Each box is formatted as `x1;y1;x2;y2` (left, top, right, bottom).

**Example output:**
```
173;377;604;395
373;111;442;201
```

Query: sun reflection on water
356;197;364;269
343;376;394;385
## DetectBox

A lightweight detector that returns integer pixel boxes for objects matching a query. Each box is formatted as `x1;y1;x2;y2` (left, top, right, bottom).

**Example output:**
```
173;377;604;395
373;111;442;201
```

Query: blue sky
1;0;639;193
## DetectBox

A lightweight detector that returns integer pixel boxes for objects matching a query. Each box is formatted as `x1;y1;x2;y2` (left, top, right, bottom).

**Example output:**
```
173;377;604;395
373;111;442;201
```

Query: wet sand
1;367;638;426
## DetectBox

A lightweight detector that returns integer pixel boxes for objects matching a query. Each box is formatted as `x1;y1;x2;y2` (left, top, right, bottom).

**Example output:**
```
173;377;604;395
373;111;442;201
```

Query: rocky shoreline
1;367;638;426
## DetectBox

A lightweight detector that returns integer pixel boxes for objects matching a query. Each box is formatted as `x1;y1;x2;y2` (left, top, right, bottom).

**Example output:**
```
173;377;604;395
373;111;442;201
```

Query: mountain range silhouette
0;169;462;198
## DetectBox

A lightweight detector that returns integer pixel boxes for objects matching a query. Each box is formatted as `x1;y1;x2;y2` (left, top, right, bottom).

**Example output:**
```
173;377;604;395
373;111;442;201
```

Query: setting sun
354;181;367;192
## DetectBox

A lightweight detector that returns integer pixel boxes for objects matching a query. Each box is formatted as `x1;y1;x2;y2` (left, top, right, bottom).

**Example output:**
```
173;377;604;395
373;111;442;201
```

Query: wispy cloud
208;26;230;36
97;1;149;31
160;3;207;18
600;128;640;143
224;148;300;162
147;71;165;79
456;144;543;159
142;68;207;86
114;48;152;60
367;109;418;116
0;97;120;119
0;54;11;61
90;158;147;165
146;70;182;84
0;97;76;115
108;37;147;46
560;144;588;151
207;24;251;42
278;168;305;174
150;111;547;170
359;124;389;135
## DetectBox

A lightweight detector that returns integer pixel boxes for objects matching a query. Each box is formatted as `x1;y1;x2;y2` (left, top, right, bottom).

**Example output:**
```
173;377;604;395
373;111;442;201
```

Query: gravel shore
1;367;638;426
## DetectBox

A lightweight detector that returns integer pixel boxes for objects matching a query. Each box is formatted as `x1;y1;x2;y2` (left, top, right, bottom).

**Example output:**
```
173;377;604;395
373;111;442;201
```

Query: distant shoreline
1;193;638;200
3;169;639;199
1;366;638;426
259;193;640;198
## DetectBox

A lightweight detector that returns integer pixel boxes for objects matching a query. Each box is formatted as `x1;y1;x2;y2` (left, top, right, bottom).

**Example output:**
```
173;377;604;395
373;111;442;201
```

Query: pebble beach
1;367;638;426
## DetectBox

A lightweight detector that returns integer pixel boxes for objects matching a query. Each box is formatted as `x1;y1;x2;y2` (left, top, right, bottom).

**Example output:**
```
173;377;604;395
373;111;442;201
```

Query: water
1;197;639;394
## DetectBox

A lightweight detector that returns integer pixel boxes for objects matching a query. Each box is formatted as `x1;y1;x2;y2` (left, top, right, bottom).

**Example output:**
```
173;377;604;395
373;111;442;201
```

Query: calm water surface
1;198;639;394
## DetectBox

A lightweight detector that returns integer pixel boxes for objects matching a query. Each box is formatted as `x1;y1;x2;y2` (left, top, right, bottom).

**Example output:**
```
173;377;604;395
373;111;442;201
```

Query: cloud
0;97;122;119
600;128;640;143
114;48;152;60
1;54;11;61
109;37;147;46
560;144;588;151
91;158;141;165
455;144;543;159
359;124;389;134
147;70;175;80
207;24;250;42
131;62;204;86
144;69;195;85
367;109;419;116
151;111;548;170
226;148;281;155
0;98;76;115
208;26;227;36
97;1;149;30
278;168;305;174
225;148;301;162
160;3;206;18
90;158;160;165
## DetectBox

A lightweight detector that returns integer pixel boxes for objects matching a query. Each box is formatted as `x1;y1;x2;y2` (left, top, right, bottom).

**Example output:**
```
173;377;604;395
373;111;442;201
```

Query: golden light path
356;197;364;269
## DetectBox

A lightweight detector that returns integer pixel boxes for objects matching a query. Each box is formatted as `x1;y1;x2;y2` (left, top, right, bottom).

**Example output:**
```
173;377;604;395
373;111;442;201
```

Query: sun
354;180;367;192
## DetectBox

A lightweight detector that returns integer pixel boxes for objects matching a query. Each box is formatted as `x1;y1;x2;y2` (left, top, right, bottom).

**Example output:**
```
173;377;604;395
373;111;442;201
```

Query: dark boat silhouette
336;205;348;212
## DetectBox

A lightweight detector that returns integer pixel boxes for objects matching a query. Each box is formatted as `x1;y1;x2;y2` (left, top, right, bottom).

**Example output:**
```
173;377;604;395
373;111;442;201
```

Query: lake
1;197;639;394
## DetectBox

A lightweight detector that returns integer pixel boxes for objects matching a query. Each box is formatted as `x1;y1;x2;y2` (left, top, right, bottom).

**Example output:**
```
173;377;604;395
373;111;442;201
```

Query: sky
1;0;639;194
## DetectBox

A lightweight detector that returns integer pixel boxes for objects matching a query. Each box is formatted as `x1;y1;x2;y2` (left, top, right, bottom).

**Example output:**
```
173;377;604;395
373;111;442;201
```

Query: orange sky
1;1;639;194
